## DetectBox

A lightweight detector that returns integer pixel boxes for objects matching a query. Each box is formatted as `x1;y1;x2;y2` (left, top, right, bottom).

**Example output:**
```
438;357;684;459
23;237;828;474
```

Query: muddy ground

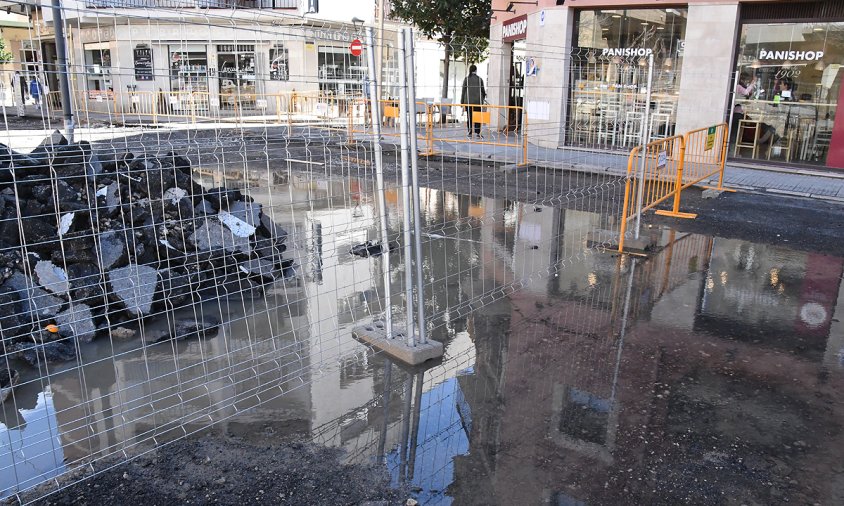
6;126;844;504
13;435;406;505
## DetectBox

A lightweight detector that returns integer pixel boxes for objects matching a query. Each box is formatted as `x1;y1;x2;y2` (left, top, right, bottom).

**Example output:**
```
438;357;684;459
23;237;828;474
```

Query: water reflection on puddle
2;172;843;503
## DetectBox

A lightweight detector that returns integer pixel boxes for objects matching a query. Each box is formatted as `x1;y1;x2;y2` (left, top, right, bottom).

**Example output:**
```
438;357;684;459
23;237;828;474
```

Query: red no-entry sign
350;39;363;57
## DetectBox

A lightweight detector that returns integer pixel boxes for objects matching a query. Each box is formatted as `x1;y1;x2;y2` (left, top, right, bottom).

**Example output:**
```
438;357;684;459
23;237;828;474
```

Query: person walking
461;64;486;138
29;77;42;109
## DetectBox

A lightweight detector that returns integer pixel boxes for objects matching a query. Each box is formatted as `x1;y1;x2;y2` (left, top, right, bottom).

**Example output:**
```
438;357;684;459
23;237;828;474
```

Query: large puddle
2;171;843;503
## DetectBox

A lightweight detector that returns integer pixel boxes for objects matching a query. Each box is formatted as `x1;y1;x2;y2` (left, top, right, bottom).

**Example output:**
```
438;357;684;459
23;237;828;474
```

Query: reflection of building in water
1;389;66;499
695;238;844;360
450;231;844;504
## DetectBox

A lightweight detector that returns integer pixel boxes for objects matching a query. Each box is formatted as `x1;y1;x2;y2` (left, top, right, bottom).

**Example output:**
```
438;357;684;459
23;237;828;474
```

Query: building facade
7;1;473;121
488;0;844;170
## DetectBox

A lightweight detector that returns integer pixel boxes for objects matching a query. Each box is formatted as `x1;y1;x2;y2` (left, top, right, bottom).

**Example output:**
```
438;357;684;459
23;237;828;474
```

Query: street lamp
505;1;538;13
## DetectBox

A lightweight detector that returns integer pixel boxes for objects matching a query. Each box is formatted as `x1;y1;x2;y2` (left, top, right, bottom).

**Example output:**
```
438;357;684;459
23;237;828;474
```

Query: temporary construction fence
0;2;740;503
618;123;730;252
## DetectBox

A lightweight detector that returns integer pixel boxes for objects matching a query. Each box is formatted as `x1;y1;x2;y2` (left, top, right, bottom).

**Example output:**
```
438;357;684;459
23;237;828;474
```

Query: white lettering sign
759;49;824;61
601;48;654;58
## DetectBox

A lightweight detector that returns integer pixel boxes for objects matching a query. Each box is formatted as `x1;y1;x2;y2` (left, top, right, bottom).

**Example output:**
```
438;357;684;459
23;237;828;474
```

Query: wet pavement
2;169;844;504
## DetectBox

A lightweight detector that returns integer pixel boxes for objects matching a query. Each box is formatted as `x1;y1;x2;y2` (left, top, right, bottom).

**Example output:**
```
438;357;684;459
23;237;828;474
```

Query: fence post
191;92;197;125
717;122;728;189
396;27;416;346
365;27;393;336
633;53;654;240
50;0;75;142
521;109;528;166
617;148;638;253
403;28;428;345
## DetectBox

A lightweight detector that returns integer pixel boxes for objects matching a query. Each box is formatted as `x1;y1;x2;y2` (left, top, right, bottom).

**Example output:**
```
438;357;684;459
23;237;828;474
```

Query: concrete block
352;323;444;366
702;188;723;199
620;235;657;254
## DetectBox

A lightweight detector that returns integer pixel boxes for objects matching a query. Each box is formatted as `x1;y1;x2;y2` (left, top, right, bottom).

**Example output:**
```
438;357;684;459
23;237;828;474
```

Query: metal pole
727;70;739;153
365;27;392;335
633;54;654;240
50;0;74;142
407;370;424;480
610;257;636;405
403;28;429;345
397;29;416;346
398;375;413;483
376;361;393;459
376;0;385;100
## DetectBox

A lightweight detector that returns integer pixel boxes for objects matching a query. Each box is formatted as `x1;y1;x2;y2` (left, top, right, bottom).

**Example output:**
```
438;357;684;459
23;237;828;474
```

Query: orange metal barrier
618;123;731;252
655;123;729;220
618;135;685;252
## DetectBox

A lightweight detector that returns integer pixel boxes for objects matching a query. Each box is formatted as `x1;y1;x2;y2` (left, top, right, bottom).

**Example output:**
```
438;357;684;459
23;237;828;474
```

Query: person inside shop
461;64;486;139
736;71;759;99
777;79;795;101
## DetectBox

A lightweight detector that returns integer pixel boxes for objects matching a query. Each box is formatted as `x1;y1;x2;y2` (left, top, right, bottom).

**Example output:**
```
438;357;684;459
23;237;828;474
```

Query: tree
390;0;491;101
0;39;13;64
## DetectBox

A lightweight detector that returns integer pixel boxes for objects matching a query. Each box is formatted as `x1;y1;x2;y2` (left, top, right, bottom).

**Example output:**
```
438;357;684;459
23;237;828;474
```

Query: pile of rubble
0;132;291;367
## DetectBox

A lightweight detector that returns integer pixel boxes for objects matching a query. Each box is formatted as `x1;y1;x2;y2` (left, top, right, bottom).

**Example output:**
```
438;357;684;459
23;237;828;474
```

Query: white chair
650;113;671;141
597;107;620;147
622;110;644;147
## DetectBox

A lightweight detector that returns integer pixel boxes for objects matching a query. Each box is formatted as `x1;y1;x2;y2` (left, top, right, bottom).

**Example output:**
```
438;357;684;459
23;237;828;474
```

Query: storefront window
569;8;687;148
270;44;289;81
318;46;365;96
217;44;257;110
731;22;843;166
169;45;208;93
84;44;112;96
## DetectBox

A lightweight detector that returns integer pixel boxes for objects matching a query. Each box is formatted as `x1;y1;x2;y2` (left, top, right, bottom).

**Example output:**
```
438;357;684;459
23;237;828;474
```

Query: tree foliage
0;39;13;64
389;0;491;97
389;0;491;47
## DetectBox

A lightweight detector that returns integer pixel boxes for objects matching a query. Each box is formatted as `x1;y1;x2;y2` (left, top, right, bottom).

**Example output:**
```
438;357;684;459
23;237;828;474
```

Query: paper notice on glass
781;90;792;98
526;101;550;121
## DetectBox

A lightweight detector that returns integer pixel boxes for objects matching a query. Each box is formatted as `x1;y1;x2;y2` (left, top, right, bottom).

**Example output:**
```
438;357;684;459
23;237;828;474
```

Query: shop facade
488;0;844;170
63;19;379;117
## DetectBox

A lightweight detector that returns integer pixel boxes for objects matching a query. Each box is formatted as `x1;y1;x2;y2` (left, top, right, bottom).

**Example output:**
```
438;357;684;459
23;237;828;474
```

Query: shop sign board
502;15;528;43
758;49;824;61
133;46;153;81
705;126;716;151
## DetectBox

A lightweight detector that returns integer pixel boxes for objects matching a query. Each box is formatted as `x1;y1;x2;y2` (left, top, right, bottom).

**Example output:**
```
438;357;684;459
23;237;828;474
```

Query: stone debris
54;303;97;343
35;260;70;295
108;264;158;317
59;212;75;237
218;210;257;238
0;132;290;368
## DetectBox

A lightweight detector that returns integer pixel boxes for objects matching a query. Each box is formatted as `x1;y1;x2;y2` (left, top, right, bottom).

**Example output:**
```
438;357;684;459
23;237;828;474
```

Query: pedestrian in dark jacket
461;65;486;138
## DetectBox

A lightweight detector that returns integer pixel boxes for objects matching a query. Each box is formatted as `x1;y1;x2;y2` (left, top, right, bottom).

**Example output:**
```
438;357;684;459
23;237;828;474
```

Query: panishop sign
502;14;528;42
